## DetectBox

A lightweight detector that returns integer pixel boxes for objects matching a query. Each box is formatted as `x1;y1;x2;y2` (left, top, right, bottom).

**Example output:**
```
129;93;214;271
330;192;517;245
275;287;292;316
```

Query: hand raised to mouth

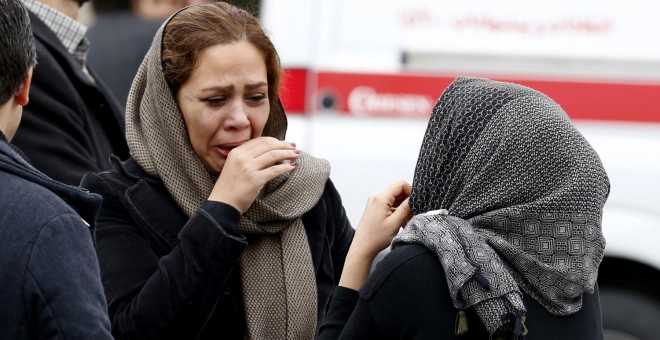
208;136;299;213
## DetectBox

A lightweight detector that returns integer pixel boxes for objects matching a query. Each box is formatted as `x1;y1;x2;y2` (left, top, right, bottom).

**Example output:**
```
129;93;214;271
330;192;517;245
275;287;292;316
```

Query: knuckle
263;136;279;147
367;194;381;204
268;164;287;177
268;150;281;162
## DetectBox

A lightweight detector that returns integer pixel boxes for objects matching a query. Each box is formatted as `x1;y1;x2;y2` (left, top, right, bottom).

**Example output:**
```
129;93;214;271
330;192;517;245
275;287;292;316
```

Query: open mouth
219;145;237;153
215;141;244;157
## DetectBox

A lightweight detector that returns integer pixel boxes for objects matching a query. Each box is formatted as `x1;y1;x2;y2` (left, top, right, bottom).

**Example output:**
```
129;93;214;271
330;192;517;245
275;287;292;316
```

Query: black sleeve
325;179;354;282
84;174;247;339
317;287;358;339
318;286;385;340
310;179;355;330
199;200;242;235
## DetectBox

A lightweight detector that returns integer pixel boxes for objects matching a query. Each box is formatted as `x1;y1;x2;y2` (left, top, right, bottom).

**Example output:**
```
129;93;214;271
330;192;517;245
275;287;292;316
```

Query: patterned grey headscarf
125;6;330;339
392;77;609;336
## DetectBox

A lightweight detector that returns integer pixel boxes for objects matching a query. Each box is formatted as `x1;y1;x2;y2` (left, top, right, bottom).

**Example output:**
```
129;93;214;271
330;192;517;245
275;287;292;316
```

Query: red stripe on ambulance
280;69;660;123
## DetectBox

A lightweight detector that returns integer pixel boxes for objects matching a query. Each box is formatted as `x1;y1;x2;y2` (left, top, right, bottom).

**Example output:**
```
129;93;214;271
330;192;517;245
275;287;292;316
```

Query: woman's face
177;41;270;175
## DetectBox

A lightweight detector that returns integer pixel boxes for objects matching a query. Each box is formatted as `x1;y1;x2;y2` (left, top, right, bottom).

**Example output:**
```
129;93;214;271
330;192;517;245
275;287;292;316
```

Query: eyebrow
200;82;268;93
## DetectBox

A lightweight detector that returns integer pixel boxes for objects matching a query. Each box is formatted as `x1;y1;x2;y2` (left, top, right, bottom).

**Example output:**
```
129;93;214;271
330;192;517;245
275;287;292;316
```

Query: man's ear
15;67;33;106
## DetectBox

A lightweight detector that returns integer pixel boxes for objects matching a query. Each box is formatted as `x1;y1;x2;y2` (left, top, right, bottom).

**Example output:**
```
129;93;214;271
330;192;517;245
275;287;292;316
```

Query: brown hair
162;2;281;109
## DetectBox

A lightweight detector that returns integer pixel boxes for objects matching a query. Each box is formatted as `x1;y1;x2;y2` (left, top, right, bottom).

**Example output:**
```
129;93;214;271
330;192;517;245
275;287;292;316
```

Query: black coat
81;157;354;339
12;12;129;186
318;244;604;340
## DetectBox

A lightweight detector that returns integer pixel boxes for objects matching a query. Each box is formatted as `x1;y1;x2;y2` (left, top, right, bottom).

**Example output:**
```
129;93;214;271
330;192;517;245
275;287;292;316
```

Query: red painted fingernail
289;142;296;147
290;162;297;167
294;150;300;154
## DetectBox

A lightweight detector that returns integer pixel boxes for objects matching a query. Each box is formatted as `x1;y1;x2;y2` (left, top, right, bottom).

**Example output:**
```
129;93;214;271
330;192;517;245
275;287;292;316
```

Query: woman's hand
208;137;299;213
353;180;412;259
339;180;412;290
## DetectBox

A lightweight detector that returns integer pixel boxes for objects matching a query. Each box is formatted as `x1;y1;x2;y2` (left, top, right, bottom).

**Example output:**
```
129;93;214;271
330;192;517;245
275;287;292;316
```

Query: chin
201;161;222;176
210;162;225;175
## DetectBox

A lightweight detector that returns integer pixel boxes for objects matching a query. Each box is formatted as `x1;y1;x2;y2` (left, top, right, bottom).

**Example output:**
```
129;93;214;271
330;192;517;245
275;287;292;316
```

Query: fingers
209;137;298;213
231;137;299;172
264;160;297;179
357;181;411;229
254;148;299;169
388;198;412;227
382;180;412;207
340;196;410;291
237;136;295;159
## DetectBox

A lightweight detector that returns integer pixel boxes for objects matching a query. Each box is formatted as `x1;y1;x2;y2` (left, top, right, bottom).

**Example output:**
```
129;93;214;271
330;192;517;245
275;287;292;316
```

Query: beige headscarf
125;12;330;339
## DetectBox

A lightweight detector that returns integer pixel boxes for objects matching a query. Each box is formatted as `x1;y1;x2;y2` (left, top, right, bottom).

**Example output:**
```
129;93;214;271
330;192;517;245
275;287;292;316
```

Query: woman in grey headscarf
81;3;356;339
319;77;609;339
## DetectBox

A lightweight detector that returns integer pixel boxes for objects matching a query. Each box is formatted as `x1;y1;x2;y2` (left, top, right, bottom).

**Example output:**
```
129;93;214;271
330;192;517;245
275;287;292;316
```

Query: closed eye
247;94;267;105
204;97;227;107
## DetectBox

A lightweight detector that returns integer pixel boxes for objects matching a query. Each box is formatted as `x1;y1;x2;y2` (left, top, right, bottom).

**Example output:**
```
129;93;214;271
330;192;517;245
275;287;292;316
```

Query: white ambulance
261;1;660;339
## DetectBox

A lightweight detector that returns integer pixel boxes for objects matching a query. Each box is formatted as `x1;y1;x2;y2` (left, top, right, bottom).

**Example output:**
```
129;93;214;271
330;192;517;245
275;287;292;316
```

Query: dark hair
162;2;280;109
92;0;131;13
0;0;36;105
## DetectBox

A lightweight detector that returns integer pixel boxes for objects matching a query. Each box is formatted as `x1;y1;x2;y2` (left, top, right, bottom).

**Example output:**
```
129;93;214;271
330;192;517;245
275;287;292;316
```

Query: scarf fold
393;77;609;336
237;151;329;340
125;12;329;339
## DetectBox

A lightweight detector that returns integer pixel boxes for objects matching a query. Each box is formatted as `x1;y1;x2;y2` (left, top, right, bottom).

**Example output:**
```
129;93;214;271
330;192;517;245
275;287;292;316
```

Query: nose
223;101;250;131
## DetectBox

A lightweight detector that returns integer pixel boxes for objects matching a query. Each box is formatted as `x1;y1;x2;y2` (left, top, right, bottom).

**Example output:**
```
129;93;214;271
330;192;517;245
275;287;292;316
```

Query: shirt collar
22;0;89;65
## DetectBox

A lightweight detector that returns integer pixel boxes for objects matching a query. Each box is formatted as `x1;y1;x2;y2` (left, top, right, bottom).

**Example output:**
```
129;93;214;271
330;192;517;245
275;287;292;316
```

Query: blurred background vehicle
80;1;660;339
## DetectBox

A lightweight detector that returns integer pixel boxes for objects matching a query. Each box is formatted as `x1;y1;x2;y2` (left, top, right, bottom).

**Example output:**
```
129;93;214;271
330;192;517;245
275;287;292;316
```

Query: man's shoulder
27;13;83;87
0;172;90;271
27;10;62;51
0;169;76;223
27;30;78;99
1;167;55;196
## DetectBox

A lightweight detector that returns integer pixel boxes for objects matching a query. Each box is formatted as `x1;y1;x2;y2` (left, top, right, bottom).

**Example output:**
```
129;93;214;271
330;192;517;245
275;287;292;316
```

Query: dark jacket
81;157;354;339
0;135;112;339
12;12;129;186
318;244;604;340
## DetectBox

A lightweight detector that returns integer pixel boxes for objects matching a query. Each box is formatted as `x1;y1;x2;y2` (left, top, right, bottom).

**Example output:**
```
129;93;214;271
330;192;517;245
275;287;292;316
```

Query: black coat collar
111;156;189;253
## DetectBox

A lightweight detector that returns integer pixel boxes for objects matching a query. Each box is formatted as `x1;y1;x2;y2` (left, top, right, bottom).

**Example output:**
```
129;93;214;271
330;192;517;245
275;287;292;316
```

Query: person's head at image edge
0;2;115;339
0;0;36;141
